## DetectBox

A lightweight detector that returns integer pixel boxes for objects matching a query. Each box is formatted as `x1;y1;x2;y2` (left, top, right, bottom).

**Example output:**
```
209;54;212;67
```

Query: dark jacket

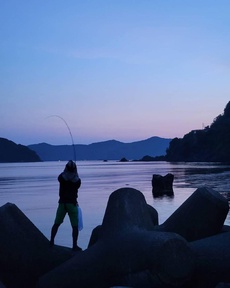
58;170;81;205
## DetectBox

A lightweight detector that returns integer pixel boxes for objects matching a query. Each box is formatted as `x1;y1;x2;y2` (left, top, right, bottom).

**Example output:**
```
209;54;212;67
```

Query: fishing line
46;115;77;162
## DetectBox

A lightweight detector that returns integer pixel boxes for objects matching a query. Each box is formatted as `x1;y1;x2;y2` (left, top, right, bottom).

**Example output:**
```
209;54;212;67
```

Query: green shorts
54;203;78;227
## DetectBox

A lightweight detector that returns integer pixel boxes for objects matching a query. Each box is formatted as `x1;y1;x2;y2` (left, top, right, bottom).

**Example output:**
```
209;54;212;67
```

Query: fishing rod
46;115;77;163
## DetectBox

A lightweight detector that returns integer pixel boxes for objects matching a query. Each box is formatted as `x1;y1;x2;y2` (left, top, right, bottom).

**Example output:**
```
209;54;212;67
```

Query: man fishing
50;160;82;251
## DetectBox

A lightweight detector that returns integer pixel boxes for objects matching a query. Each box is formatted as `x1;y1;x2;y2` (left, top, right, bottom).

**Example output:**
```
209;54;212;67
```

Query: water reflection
170;162;230;195
0;161;229;249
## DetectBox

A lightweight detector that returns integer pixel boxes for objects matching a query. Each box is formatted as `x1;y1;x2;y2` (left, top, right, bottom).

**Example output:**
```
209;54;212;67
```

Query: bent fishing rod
46;115;77;163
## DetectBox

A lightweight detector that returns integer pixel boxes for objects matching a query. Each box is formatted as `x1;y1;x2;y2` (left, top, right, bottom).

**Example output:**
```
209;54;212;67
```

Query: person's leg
50;223;60;246
72;225;82;251
50;204;66;246
67;204;82;251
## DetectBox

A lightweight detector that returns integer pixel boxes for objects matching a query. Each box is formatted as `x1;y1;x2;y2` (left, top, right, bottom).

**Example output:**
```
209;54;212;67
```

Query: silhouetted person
50;160;82;251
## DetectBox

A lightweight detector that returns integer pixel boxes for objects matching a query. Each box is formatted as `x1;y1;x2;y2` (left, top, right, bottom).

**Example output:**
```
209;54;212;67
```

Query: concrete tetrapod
0;203;74;288
88;204;159;247
155;187;229;241
189;231;230;287
38;188;194;288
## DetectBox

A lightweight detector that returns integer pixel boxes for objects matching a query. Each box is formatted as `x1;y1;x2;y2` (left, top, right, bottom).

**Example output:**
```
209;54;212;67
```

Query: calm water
0;161;230;249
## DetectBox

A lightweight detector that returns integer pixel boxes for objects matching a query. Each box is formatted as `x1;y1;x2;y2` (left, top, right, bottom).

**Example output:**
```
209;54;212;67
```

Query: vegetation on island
165;101;230;162
139;101;230;163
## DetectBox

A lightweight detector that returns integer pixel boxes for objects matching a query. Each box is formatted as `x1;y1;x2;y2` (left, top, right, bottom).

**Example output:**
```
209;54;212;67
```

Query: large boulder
189;232;230;287
37;188;194;288
1;186;229;288
0;282;6;288
0;203;74;288
88;203;159;248
155;187;229;241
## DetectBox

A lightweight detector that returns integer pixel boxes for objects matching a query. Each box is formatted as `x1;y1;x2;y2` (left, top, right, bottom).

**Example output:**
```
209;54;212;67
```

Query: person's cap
66;160;76;172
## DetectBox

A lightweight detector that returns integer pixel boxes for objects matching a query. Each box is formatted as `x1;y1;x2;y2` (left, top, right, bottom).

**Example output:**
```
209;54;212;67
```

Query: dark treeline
165;101;230;162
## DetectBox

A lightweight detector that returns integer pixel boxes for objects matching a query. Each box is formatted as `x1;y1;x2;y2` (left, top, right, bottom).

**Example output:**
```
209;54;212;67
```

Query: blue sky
1;1;230;145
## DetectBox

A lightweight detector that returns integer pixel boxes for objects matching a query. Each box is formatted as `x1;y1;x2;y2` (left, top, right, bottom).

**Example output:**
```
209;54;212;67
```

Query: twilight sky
1;1;230;145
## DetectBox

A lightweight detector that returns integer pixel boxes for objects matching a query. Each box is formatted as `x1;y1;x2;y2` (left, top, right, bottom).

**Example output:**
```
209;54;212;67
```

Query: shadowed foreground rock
155;187;229;241
0;203;74;288
0;281;6;288
189;232;230;287
88;203;159;247
37;188;194;288
0;186;230;288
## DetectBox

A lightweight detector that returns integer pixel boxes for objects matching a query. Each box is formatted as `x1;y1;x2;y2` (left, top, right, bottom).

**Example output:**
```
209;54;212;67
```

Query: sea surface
0;161;230;250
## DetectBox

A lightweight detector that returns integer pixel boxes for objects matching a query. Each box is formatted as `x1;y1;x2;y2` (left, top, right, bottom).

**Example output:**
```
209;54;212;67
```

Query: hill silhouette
29;137;171;161
0;138;41;163
165;101;230;162
4;101;230;163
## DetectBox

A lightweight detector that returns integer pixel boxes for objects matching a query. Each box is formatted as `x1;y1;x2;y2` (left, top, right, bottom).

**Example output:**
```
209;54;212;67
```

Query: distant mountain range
28;137;171;161
3;101;230;163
